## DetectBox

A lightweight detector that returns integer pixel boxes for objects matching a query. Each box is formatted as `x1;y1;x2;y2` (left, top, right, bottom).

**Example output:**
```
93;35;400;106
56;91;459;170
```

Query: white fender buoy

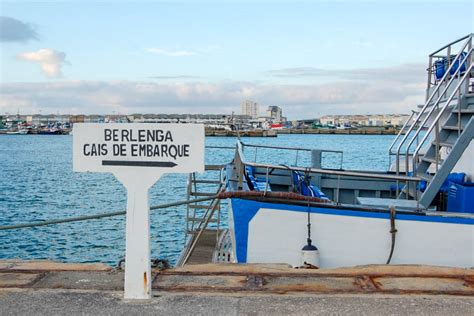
301;239;320;268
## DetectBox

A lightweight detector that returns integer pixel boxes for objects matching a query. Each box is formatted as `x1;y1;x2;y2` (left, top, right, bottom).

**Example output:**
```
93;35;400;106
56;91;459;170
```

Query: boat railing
387;110;417;167
212;229;236;263
241;141;344;169
393;34;473;185
234;141;421;198
428;34;473;91
405;47;473;173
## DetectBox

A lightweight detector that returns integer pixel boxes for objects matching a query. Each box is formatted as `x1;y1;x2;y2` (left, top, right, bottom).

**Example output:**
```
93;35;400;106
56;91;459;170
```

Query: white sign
73;123;204;173
73;123;205;300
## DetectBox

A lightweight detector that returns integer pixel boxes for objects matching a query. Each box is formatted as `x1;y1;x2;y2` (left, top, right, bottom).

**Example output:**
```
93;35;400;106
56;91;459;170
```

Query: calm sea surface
0;134;394;266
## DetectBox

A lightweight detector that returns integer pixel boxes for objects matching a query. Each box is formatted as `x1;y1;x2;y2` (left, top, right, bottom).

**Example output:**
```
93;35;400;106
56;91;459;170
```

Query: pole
114;170;163;300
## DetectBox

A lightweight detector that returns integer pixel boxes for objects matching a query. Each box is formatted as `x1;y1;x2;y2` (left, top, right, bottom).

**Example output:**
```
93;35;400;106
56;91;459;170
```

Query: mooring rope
0;195;219;231
386;206;398;264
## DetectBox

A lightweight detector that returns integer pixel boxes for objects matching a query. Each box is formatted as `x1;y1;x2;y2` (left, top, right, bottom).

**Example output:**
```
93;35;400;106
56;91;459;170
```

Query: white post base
114;171;162;300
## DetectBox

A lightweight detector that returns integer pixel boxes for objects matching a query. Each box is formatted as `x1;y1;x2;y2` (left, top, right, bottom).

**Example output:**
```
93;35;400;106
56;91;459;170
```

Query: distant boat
270;123;285;129
38;128;61;135
6;129;28;135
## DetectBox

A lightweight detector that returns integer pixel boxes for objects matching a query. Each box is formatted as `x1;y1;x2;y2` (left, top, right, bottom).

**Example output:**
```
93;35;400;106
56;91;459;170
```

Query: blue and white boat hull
229;199;474;268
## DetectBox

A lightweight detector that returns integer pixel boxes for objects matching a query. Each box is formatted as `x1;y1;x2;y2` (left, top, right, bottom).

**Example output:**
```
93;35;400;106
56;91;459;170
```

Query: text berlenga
105;129;173;143
82;128;190;160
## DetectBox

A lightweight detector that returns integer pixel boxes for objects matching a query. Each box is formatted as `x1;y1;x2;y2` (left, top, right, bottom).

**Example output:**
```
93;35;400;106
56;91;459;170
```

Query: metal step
419;117;474;208
192;179;222;184
419;173;433;182
186;229;220;235
421;156;444;165
205;164;225;171
452;108;474;114
188;204;212;209
443;125;464;131
426;96;460;107
433;140;455;147
187;217;218;223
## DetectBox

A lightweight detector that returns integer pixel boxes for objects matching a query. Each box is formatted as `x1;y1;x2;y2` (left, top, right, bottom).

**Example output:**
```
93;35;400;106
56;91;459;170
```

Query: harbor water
0;134;394;266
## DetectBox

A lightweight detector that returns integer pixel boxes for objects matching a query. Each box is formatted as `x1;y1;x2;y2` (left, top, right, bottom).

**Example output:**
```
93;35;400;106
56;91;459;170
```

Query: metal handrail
236;141;420;183
404;48;473;175
388;110;417;157
429;34;472;57
242;142;343;154
179;184;225;266
412;63;474;176
394;36;472;176
241;142;344;169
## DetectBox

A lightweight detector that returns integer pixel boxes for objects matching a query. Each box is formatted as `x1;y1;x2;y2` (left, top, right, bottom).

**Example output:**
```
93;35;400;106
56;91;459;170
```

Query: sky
0;0;473;119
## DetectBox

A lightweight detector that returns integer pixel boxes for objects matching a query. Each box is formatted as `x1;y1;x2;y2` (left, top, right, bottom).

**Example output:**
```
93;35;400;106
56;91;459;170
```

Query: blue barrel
435;59;445;80
449;52;467;75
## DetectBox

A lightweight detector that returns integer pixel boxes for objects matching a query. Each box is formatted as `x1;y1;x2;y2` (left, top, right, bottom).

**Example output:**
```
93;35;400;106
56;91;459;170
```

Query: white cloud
0;73;425;118
17;48;68;77
147;48;196;57
149;75;200;80
1;62;427;117
264;63;426;83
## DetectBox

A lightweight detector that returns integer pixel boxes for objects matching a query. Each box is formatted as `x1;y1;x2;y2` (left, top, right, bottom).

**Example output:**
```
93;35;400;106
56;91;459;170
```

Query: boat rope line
304;167;313;247
386;206;398;264
0;195;219;231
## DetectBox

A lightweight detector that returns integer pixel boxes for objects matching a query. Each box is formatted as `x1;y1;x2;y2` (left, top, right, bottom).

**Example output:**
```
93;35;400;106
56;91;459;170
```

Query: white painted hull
229;200;474;269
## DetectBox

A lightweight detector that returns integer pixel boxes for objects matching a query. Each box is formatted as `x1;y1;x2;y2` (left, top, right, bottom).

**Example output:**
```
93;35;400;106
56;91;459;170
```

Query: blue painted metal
447;183;474;213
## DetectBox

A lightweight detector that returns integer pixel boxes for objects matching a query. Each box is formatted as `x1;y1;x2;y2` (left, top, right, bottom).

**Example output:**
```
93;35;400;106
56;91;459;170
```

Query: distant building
70;115;85;123
241;100;259;118
266;106;283;123
318;114;410;127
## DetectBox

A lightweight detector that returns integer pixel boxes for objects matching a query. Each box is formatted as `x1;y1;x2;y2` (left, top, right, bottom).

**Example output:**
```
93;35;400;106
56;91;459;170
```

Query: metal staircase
185;164;224;234
177;164;225;266
389;34;474;208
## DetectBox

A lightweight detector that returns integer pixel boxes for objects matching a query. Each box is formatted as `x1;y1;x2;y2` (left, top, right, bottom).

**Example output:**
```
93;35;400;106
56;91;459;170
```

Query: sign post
73;123;204;299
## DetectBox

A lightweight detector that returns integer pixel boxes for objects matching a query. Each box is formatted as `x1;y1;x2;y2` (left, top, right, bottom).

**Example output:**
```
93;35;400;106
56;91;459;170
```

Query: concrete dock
1;260;473;315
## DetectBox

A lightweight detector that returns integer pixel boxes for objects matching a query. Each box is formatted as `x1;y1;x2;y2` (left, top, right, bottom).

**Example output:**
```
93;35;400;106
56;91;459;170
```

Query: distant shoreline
205;128;401;137
0;127;401;137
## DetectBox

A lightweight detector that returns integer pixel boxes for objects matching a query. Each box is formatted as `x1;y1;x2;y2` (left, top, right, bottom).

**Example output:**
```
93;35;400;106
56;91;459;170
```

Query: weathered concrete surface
0;260;115;289
0;289;473;316
1;260;473;315
33;271;124;291
156;263;474;296
0;273;41;287
1;261;473;295
0;260;111;272
171;263;474;277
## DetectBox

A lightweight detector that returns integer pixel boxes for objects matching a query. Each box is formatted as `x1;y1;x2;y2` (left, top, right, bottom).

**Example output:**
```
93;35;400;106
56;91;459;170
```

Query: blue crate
447;182;474;213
